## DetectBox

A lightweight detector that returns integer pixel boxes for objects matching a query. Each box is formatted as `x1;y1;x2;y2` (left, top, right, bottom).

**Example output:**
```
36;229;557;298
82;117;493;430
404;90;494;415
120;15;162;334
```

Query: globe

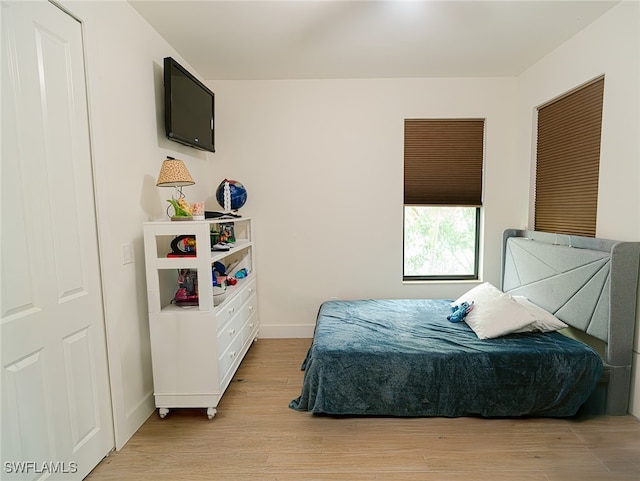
216;179;247;211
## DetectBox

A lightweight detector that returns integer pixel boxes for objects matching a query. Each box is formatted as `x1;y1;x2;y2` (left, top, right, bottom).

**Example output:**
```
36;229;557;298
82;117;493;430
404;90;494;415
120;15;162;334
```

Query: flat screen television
164;57;215;153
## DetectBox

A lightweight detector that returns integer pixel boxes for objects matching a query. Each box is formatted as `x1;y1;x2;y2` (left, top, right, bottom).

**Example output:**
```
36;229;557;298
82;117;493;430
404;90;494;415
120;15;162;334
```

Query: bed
290;229;640;417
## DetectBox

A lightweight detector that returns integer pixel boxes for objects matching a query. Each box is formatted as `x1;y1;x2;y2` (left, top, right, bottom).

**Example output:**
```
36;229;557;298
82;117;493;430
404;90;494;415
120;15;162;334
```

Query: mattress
289;299;603;417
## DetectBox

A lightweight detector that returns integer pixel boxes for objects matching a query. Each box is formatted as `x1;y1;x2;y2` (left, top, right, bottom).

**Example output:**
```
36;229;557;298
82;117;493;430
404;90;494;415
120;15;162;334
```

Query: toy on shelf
167;235;196;257
174;269;198;306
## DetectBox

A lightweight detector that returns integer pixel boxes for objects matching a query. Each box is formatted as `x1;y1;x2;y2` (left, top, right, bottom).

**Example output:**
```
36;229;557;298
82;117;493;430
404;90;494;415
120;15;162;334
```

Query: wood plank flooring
86;338;640;481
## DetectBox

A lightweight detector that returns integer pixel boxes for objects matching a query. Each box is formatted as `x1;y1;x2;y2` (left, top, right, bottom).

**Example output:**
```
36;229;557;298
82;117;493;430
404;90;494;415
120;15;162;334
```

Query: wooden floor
86;338;640;481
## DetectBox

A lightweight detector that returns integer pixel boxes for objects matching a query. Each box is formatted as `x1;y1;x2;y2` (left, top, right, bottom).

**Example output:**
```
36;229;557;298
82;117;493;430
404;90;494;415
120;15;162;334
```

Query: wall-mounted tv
164;57;215;153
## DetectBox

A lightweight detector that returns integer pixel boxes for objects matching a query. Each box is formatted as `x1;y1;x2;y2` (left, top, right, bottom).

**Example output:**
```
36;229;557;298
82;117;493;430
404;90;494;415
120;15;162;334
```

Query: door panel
62;327;101;451
3;350;56;471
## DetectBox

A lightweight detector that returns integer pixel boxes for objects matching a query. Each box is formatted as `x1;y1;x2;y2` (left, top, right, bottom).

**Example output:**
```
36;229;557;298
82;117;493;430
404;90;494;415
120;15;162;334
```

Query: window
404;119;484;280
535;76;604;237
404;206;479;278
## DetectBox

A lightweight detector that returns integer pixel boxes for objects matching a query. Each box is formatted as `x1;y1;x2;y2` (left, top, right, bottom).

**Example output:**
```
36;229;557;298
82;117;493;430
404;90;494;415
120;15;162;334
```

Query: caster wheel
158;408;169;419
207;407;217;420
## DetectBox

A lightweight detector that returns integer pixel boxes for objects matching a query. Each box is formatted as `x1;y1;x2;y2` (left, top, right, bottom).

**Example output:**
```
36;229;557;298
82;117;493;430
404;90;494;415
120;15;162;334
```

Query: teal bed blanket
289;299;603;417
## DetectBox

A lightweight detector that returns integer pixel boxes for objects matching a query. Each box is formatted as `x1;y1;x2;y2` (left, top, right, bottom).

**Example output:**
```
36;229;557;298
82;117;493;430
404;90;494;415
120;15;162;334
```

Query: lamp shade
156;157;195;187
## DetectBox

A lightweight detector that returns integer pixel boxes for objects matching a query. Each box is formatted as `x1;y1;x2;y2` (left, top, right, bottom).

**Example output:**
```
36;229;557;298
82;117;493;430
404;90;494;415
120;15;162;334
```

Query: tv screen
164;57;215;153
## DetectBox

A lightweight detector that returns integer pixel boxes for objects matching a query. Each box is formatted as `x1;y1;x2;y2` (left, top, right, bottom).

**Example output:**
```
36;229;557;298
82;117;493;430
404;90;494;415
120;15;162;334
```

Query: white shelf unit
142;217;259;419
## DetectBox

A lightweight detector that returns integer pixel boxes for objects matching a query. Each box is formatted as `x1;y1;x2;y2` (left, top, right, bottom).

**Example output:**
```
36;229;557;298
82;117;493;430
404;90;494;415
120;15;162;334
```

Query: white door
1;1;114;479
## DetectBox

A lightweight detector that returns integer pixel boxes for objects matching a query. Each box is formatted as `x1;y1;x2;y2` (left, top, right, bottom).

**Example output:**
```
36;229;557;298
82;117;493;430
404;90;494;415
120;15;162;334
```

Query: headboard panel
502;234;612;342
501;229;640;415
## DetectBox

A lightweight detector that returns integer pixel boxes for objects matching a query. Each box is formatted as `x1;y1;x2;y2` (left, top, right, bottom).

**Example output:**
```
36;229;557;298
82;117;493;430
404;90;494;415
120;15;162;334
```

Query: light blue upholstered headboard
501;229;640;415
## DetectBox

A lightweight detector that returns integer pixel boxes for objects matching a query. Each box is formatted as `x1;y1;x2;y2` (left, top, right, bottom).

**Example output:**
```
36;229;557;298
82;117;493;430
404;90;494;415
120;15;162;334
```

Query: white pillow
454;283;537;339
512;296;568;333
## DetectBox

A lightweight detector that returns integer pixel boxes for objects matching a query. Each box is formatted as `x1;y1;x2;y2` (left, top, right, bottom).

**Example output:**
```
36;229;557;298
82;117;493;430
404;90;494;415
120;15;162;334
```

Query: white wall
209;77;522;338
516;1;640;415
58;0;217;448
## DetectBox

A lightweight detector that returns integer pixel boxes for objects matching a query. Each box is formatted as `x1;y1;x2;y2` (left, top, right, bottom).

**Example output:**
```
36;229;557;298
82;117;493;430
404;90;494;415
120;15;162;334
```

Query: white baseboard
259;324;315;339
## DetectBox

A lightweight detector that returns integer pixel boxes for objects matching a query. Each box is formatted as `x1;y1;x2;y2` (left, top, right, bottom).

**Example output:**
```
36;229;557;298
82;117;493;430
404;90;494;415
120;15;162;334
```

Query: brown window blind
404;119;484;206
535;76;604;237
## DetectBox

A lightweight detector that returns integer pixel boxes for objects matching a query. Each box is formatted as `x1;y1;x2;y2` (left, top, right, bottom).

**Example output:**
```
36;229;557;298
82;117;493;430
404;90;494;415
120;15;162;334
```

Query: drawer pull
228;307;235;314
228;328;236;336
248;305;254;311
249;323;254;329
229;351;236;359
248;288;254;294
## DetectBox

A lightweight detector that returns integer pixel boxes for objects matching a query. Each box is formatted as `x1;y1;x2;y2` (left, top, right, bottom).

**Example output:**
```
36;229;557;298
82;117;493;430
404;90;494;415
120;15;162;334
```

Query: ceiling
128;0;619;80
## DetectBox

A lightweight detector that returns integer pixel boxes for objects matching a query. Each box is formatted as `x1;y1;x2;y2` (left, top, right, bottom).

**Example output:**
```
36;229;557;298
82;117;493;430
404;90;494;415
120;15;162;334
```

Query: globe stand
205;210;241;219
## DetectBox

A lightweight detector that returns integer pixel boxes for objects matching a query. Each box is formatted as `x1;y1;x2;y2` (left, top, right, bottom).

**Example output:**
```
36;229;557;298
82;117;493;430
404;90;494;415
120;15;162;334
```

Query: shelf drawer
216;278;257;331
216;294;243;330
238;278;257;305
241;309;259;345
217;308;245;353
217;333;243;381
